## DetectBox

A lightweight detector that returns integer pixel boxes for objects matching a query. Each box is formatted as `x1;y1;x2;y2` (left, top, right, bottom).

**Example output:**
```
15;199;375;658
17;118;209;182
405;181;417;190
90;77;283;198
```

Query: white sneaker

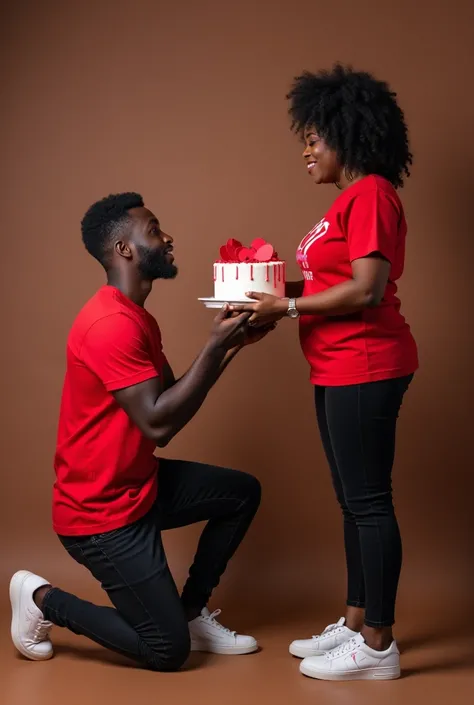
289;617;357;658
300;633;400;681
189;607;258;655
10;570;54;661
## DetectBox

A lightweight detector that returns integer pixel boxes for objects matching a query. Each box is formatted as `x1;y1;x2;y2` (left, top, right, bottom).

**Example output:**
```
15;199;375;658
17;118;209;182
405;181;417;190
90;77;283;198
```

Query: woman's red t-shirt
297;175;418;386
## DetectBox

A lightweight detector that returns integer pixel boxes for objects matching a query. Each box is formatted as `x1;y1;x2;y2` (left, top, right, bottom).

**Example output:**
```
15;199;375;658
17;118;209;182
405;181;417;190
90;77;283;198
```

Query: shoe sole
289;644;325;659
300;662;401;681
191;641;258;655
10;570;53;662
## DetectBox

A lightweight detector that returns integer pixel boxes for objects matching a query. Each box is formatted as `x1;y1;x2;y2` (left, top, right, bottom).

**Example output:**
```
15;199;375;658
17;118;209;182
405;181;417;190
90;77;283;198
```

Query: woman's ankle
345;605;365;632
361;624;393;651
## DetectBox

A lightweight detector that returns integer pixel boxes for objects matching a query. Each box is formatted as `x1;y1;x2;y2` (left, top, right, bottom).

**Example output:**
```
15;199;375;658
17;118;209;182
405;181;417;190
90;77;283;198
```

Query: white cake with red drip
214;238;286;302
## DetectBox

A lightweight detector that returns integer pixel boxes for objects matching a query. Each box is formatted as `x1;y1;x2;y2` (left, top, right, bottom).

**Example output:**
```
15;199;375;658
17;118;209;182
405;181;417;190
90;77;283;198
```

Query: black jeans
314;374;413;628
43;459;261;671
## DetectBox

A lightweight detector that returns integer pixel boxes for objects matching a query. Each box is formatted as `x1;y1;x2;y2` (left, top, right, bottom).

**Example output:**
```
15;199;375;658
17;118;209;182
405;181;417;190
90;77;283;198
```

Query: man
10;192;272;671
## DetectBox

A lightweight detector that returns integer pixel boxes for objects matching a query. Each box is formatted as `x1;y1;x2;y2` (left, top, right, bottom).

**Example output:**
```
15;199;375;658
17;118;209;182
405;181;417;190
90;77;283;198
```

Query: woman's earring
344;167;354;182
335;167;353;190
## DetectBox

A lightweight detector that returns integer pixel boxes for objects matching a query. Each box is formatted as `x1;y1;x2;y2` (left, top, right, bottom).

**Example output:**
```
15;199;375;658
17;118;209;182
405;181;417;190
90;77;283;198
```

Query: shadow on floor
13;643;212;671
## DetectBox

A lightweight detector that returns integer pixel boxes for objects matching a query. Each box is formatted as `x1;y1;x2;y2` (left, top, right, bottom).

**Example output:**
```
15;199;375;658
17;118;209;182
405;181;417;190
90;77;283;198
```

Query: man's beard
137;245;178;281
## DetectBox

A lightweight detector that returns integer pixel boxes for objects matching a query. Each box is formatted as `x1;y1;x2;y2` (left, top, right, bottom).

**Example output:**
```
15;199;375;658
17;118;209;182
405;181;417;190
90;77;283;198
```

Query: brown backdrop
2;0;473;640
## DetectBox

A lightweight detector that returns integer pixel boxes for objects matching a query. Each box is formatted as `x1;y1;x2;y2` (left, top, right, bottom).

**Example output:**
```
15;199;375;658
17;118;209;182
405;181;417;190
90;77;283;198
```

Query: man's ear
115;240;133;260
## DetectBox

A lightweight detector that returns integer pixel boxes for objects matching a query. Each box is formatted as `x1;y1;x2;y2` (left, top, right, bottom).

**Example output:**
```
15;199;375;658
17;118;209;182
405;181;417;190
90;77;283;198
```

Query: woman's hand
230;292;287;325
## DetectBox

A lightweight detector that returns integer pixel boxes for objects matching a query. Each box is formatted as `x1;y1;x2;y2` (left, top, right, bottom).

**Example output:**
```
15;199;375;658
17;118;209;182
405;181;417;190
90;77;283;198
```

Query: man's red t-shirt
297;175;418;386
53;286;166;536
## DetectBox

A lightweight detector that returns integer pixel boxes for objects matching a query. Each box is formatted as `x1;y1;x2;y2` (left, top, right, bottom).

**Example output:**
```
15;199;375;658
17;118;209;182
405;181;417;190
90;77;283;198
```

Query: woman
234;65;418;681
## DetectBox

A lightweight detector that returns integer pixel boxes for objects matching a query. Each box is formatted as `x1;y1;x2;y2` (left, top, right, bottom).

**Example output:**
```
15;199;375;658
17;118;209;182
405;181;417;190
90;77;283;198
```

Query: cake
213;238;286;302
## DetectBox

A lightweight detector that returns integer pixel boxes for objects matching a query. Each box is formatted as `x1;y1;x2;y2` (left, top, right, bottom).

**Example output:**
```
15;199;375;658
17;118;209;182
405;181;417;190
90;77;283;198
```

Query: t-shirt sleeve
345;188;400;264
80;314;160;391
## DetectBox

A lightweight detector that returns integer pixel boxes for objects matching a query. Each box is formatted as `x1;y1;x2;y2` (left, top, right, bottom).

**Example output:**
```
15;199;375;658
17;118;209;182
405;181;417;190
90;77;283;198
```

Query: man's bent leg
158;459;261;611
157;459;261;654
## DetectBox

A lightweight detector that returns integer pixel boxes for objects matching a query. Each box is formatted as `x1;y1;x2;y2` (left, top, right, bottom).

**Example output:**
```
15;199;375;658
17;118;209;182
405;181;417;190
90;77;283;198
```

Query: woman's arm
292;257;390;316
234;256;390;320
285;280;304;298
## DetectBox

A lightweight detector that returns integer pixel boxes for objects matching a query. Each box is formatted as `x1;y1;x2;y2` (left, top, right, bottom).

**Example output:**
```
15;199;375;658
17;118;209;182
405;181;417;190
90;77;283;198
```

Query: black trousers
314;374;413;627
43;459;261;671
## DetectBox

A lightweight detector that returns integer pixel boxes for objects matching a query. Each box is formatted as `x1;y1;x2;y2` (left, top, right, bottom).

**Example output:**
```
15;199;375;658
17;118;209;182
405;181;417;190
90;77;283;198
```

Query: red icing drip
250;265;254;281
236;265;239;280
273;265;277;287
222;267;224;282
213;264;217;282
265;264;269;282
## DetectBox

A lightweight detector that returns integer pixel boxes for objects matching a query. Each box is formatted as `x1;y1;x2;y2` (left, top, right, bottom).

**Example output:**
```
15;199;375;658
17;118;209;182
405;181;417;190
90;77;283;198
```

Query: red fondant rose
217;238;279;263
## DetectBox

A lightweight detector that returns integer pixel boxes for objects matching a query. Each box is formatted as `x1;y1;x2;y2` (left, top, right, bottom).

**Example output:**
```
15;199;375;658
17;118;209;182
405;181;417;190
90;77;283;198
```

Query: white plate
198;297;250;309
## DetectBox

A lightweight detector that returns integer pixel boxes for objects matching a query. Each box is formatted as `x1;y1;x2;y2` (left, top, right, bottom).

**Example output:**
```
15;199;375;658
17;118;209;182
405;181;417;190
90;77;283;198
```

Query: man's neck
106;270;152;307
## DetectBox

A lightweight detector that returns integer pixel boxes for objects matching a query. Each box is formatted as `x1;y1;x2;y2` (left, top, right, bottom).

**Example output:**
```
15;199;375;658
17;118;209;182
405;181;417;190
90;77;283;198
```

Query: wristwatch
287;298;300;319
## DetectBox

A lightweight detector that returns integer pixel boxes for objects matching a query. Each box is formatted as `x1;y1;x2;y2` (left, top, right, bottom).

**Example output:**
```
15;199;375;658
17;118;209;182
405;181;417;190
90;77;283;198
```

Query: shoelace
325;636;358;660
312;621;342;640
33;619;53;642
203;609;236;636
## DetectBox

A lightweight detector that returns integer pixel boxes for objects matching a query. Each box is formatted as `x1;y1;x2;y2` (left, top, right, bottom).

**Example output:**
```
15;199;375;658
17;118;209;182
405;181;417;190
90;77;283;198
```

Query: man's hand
209;305;252;351
217;319;277;380
242;320;277;346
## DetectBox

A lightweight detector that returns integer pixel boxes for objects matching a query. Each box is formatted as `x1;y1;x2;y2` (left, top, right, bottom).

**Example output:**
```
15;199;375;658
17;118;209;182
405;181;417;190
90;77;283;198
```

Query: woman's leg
324;375;412;649
315;385;365;631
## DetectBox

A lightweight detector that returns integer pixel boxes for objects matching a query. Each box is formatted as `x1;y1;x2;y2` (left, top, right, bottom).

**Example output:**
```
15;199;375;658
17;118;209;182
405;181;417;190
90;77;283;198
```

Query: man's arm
113;343;224;447
161;360;177;390
162;347;238;391
162;317;276;392
112;307;252;447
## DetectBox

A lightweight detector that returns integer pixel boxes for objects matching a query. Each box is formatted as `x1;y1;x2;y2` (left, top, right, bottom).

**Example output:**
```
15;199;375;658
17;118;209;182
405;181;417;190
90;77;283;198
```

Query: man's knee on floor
144;629;191;672
160;634;191;672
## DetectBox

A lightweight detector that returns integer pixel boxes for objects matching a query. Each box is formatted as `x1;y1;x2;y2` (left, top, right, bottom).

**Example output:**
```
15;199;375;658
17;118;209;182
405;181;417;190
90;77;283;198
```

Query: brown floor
1;605;473;705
